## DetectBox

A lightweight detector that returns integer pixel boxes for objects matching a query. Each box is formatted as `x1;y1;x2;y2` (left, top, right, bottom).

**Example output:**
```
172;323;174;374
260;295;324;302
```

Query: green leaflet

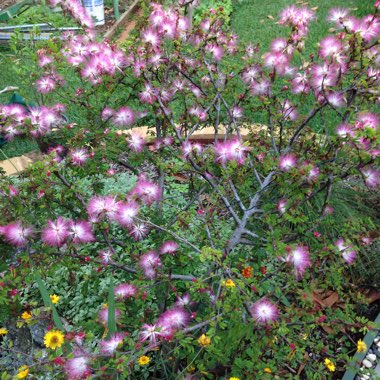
34;270;65;331
107;275;116;337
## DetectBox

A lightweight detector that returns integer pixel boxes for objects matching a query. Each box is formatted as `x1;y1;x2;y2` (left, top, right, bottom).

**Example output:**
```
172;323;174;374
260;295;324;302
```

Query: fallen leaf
267;15;274;20
359;288;380;304
324;292;339;308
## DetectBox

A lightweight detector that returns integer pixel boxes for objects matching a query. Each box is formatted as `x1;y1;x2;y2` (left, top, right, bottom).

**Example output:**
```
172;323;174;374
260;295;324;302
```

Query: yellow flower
0;327;8;335
198;334;211;347
44;330;65;350
324;358;335;372
21;311;32;320
264;367;272;373
357;339;367;353
50;294;60;304
138;355;150;366
224;279;235;288
230;377;241;380
16;365;29;379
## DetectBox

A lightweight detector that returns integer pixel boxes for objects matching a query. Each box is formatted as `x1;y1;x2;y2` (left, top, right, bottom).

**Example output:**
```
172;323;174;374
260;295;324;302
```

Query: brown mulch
0;0;19;11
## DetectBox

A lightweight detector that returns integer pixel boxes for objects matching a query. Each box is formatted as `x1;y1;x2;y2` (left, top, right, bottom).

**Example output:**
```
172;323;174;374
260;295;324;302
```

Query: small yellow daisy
138;355;150;366
224;279;236;287
198;334;211;347
0;327;8;335
357;339;367;353
21;311;32;320
44;330;65;350
324;358;335;372
50;294;60;304
230;377;241;380
16;365;29;379
264;367;272;373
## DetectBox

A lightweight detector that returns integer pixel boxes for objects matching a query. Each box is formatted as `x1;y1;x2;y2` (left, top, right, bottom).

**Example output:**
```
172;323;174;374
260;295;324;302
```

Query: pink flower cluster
0;104;65;140
48;0;94;30
214;139;249;165
335;238;357;264
140;307;190;346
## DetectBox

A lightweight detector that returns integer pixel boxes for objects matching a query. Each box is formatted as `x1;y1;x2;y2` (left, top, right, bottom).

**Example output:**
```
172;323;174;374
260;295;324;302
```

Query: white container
83;0;105;26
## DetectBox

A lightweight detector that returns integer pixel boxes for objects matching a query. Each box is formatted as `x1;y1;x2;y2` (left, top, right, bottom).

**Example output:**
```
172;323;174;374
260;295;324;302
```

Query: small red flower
53;356;65;366
290;343;296;351
260;266;267;275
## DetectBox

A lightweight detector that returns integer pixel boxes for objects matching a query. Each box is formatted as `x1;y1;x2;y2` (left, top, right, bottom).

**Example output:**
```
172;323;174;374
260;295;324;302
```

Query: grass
231;0;374;53
0;49;39;159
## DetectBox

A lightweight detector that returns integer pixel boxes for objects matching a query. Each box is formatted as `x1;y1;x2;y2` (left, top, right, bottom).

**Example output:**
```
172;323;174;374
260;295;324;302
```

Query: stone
366;353;377;363
362;359;373;368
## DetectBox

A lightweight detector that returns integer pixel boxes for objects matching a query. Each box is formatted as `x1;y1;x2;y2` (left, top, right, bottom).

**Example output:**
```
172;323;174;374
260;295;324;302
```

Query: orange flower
242;266;253;278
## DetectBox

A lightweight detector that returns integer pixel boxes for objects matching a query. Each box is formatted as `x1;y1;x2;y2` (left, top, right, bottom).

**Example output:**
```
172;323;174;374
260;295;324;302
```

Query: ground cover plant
0;0;379;379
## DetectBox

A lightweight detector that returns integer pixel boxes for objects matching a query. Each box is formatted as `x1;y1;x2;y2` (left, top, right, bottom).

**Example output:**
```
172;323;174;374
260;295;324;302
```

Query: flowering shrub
0;0;379;378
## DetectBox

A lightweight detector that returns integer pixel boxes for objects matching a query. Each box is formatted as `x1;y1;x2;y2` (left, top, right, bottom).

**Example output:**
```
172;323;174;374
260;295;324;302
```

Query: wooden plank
103;0;141;41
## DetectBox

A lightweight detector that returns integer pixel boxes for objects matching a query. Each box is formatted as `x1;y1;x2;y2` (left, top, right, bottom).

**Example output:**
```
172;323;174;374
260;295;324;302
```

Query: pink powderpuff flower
101;107;114;121
99;249;113;264
361;167;380;188
126;132;145;153
36;76;56;94
263;52;290;76
130;178;161;206
42;217;70;247
242;65;261;84
87;196;119;221
231;106;243;119
140;324;162;346
38;53;53;67
277;199;287;214
281;100;298;121
307;165;320;182
8;185;19;197
98;306;121;325
115;201;139;227
286;245;311;278
279;154;297;171
361;236;373;245
228;139;249;164
327;8;350;26
326;92;345;108
68;221;95;244
270;38;288;53
214;141;230;164
112;107;135;127
174;293;191;307
159;241;179;255
250;78;271;96
356;112;379;130
64;356;91;380
336;123;354;138
2;222;33;247
139;251;161;279
114;283;137;299
335;238;357;264
100;333;124;355
318;36;343;59
250;298;279;325
142;28;160;47
70;148;89;166
323;205;334;215
157;308;189;330
139;84;155;104
129;223;149;241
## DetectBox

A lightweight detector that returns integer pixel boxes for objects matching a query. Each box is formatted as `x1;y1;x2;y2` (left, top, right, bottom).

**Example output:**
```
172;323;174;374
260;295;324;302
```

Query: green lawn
231;0;374;53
